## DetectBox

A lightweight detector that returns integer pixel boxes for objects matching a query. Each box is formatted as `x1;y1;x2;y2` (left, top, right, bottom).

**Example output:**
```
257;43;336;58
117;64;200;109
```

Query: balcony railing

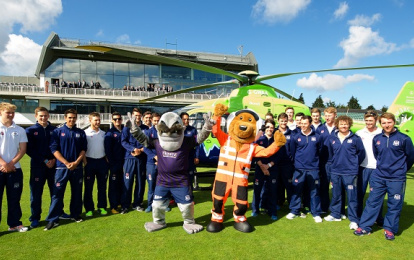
0;83;228;103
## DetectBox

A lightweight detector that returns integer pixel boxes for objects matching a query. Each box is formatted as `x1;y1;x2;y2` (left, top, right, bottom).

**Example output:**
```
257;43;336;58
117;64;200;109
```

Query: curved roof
35;32;258;78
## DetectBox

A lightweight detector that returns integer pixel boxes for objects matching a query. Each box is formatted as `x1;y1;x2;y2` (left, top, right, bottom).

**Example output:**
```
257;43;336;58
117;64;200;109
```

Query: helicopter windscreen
189;112;228;134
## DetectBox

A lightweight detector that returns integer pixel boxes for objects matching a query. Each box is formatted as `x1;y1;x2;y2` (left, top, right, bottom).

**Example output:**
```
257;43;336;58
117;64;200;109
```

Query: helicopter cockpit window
189;112;229;136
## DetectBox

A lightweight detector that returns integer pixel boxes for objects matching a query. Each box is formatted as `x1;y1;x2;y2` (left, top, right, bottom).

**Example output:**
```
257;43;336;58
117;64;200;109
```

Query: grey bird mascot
125;111;213;234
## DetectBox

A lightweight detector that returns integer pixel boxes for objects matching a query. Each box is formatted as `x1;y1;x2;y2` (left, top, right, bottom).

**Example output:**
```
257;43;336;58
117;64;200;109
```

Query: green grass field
1;155;414;259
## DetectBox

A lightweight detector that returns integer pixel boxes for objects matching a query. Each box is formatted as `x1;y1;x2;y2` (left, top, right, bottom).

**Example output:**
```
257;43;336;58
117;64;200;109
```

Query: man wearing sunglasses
104;112;125;214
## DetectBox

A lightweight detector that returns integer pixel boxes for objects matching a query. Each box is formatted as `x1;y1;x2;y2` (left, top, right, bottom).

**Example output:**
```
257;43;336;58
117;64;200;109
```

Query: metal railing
0;84;227;102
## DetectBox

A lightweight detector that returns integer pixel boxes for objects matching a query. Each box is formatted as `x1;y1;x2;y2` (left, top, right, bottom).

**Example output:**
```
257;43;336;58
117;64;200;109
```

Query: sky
1;0;413;109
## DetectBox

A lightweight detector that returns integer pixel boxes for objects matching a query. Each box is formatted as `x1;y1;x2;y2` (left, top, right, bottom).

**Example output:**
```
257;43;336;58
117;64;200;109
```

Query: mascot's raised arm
126;111;212;234
206;104;286;233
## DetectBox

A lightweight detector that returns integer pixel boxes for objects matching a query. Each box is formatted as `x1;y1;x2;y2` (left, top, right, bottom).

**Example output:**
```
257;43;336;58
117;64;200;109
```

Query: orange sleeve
253;142;280;158
212;116;228;146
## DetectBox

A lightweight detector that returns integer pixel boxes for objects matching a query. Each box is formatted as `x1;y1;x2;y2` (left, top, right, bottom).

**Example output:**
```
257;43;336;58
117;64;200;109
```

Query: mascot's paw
144;222;167;233
214;104;228;118
274;130;287;147
183;223;204;234
233;221;254;233
206;221;224;233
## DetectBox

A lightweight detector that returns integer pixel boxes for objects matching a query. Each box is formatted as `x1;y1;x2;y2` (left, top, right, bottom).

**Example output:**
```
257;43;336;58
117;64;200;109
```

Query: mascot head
156;112;185;151
227;109;263;144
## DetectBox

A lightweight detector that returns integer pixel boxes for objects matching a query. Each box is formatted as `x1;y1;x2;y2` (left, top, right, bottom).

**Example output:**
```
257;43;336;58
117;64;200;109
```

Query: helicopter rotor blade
77;45;248;83
255;64;414;82
138;79;239;103
259;83;300;102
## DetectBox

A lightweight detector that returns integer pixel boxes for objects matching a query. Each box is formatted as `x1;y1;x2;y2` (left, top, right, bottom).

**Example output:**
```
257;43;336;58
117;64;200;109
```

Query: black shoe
44;221;59;231
120;208;128;214
206;221;224;233
233;221;254;233
375;221;384;228
72;216;83;223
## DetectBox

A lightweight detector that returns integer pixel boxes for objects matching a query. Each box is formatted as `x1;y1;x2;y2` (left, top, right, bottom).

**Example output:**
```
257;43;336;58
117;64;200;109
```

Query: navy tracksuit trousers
359;177;405;234
0;169;24;227
29;165;55;221
84;157;108;211
46;167;83;222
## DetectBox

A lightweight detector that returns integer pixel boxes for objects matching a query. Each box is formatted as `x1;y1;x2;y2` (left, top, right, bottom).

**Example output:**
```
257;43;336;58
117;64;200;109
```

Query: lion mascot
126;111;212;234
206;104;286;233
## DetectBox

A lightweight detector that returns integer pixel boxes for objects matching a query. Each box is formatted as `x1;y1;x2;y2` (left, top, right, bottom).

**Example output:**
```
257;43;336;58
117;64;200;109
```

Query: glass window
46;58;63;72
81;74;97;87
162;65;191;80
129;64;145;77
9;99;38;113
97;61;113;75
62;72;80;83
45;71;63;79
145;64;159;83
50;101;98;114
114;62;129;76
80;60;96;74
114;75;128;89
97;74;113;89
194;69;221;81
130;77;145;89
63;59;80;73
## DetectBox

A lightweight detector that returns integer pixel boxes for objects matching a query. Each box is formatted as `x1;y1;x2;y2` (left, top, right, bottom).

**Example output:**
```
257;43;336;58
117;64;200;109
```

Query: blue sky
1;0;413;109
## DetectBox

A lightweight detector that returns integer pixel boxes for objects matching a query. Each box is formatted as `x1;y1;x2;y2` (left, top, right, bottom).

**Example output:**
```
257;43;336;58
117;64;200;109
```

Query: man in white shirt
0;102;28;232
285;107;296;130
355;110;383;225
83;112;109;217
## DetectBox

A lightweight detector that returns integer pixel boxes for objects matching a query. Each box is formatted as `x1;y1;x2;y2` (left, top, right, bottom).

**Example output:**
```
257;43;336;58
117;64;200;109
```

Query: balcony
0;83;226;105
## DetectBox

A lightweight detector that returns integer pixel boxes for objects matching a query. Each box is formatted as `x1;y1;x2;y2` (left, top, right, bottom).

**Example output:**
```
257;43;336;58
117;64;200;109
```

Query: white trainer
313;216;323;223
286;213;298;220
324;215;342;222
349;222;358;230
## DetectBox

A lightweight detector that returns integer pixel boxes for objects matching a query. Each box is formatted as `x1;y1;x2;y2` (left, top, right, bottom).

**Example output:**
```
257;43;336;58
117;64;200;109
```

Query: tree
298;93;305;104
325;101;336;108
381;105;388;113
366;104;376;110
347;96;361;109
312;95;325;108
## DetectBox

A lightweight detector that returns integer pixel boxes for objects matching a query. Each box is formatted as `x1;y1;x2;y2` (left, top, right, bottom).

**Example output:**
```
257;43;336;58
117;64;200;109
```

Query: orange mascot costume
206;104;286;233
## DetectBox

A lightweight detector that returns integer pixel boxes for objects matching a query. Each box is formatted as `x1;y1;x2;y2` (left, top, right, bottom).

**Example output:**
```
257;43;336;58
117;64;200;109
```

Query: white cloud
323;97;331;103
296;73;375;91
116;34;131;44
333;2;349;20
334;25;398;67
348;13;381;26
0;34;42;76
252;0;311;24
96;29;104;37
0;0;62;75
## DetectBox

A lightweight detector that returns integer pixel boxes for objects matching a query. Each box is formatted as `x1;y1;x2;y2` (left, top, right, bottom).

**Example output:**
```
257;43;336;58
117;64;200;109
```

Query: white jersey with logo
0;121;28;168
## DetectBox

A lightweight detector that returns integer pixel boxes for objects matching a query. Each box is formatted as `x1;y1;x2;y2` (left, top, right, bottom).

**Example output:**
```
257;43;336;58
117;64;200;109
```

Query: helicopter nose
239;125;247;131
